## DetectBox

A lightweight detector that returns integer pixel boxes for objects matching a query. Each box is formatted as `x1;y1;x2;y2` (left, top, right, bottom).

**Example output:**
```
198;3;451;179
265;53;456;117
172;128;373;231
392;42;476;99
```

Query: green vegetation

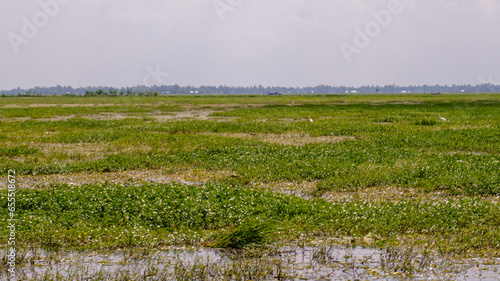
1;93;499;257
206;220;274;249
1;182;499;252
0;145;38;157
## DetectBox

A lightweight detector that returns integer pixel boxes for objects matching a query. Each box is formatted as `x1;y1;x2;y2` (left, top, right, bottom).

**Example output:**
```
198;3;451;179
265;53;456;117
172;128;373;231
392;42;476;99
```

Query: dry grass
0;169;232;189
2;103;129;108
257;181;318;198
39;143;112;162
151;109;234;122
322;186;500;204
258;181;500;204
0;108;239;122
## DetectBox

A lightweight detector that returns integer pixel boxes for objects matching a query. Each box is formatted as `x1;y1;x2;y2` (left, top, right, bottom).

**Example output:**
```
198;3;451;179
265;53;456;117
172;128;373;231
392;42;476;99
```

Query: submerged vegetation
1;93;499;279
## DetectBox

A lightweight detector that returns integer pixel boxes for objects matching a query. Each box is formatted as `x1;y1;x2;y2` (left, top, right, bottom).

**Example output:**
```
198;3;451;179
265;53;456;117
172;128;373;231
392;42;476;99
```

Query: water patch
2;245;499;280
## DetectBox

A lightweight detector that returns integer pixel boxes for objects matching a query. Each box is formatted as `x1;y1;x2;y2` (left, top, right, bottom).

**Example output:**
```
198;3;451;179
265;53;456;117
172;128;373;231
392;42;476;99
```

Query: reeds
206;220;273;249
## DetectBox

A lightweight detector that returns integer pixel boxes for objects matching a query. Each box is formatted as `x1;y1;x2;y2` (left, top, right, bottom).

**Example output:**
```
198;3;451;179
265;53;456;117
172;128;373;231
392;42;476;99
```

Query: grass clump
206;220;273;249
414;118;437;126
0;145;38;157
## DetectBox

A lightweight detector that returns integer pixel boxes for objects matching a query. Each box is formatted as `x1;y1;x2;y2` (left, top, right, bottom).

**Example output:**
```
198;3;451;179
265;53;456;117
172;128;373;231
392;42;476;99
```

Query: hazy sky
1;0;499;90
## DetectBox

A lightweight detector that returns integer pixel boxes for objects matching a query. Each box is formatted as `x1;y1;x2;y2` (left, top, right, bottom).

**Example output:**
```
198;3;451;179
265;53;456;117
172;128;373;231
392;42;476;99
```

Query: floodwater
2;245;499;280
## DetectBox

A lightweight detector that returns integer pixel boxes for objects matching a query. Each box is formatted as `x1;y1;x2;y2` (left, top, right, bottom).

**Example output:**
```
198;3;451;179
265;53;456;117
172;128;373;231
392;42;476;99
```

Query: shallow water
2;245;499;280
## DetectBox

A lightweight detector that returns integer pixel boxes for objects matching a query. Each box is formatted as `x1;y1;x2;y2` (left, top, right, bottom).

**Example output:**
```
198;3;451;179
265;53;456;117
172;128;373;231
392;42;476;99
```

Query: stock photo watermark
213;0;244;21
340;0;404;63
7;0;72;54
142;65;169;87
478;74;500;85
6;170;18;279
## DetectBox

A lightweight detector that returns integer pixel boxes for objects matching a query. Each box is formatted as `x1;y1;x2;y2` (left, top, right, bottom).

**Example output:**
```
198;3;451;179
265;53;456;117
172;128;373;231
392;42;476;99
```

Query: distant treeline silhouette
2;83;500;96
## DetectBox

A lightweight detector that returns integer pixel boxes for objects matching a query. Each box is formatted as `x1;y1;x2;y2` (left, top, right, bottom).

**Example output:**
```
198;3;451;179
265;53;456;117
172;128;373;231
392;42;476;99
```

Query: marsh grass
414;118;437;126
378;244;465;278
2;242;498;280
206;220;273;249
312;243;340;265
1;94;500;279
173;256;276;281
1;182;499;252
2;96;499;195
0;145;38;157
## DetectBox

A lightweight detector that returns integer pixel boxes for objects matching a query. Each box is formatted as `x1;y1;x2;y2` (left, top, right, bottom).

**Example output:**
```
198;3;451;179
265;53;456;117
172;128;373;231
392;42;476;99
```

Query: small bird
439;115;446;121
309;117;313;123
292;100;294;105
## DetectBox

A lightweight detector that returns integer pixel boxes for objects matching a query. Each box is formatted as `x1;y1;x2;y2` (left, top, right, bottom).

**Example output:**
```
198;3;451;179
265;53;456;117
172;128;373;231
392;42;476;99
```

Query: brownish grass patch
0;169;232;189
257;181;500;204
200;133;356;146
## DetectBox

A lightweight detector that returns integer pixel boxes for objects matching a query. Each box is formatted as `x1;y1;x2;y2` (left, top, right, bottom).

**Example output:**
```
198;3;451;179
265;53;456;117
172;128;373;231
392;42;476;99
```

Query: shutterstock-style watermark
340;0;404;63
6;170;18;279
213;0;244;21
7;0;72;54
478;74;500;85
142;65;169;87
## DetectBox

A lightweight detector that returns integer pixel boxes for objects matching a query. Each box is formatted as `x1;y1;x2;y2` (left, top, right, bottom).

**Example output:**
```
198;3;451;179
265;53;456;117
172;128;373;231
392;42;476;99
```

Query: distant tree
96;89;106;96
2;83;499;96
171;84;181;94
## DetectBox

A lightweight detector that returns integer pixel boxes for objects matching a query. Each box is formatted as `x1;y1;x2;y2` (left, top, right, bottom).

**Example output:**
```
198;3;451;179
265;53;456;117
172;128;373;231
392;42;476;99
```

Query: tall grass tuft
414;118;437;126
206;220;273;249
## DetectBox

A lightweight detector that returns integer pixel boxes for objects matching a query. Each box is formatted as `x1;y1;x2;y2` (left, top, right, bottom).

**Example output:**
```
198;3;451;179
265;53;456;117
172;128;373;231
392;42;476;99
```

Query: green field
1;93;499;279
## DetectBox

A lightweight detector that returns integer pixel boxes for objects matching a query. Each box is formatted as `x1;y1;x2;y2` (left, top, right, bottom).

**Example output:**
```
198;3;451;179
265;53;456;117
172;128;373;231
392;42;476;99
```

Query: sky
1;0;499;90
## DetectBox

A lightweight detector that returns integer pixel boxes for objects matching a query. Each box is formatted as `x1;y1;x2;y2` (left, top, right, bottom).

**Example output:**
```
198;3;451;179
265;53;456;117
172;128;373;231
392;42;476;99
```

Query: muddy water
2;245;499;280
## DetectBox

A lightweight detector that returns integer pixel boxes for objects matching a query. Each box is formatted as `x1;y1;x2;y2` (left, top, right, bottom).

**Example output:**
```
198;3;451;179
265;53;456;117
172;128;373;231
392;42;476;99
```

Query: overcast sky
1;0;499;90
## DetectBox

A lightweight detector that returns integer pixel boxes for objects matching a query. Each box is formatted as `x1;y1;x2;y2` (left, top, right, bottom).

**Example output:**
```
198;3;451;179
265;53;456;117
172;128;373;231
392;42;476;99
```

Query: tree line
2;83;500;96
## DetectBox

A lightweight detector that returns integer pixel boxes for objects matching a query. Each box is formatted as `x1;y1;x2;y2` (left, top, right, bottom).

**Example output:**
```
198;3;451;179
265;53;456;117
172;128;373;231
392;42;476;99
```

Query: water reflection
2;245;499;280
